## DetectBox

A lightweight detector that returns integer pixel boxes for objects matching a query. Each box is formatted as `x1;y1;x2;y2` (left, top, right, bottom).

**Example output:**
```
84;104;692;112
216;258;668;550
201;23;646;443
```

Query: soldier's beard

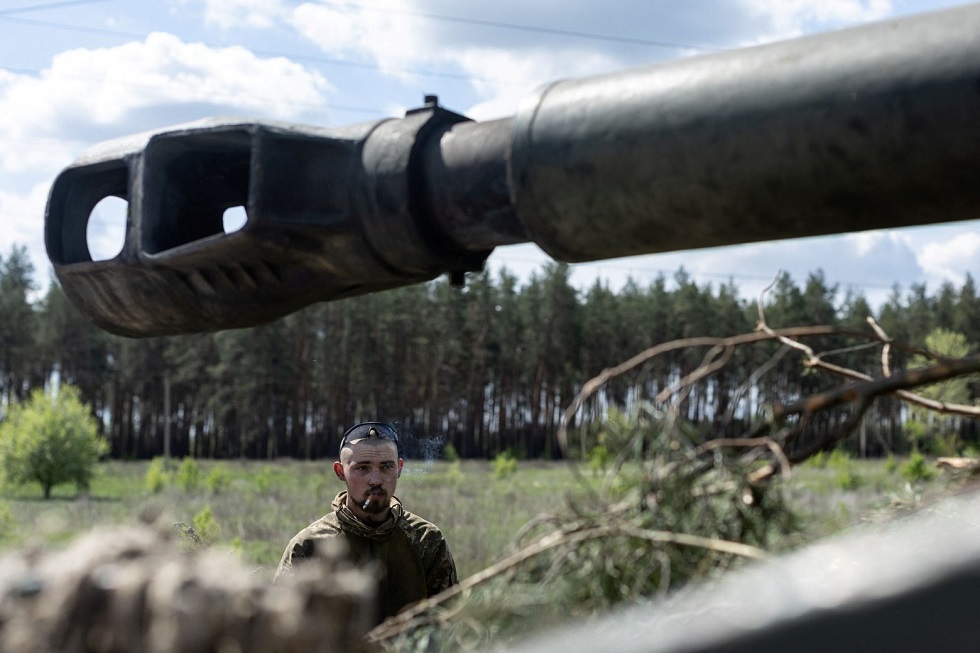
361;488;389;515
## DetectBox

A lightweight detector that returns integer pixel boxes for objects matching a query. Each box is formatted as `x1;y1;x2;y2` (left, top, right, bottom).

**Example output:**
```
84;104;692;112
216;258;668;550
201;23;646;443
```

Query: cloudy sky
1;0;977;311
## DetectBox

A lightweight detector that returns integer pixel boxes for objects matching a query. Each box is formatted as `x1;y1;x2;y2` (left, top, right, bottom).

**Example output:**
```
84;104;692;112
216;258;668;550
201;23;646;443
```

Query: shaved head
339;436;398;464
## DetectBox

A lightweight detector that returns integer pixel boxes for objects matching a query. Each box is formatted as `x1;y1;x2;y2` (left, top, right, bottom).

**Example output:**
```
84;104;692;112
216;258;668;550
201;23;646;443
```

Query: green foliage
192;504;221;545
206;463;231;494
905;328;976;452
587;444;611;476
492;451;517;479
442;442;460;462
254;466;274;494
0;385;107;499
884;454;898;475
825;449;862;490
176;458;201;492
11;245;980;465
900;452;936;485
926;432;962;458
444;460;464;485
834;465;862;491
145;457;170;494
805;451;829;469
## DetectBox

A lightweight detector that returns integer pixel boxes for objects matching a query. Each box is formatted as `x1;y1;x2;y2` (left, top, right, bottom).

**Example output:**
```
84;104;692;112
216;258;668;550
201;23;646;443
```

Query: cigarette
362;498;371;510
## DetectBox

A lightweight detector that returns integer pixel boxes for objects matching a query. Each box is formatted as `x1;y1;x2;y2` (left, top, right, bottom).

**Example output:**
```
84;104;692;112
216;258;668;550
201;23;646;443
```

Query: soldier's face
334;438;402;520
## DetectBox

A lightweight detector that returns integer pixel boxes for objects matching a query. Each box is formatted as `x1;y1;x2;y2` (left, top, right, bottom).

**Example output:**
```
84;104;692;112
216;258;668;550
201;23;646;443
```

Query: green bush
0;385;108;499
492;451;517;479
827;449;862;490
900;452;936;485
445;460;464;485
827;449;851;470
926;432;961;458
145;457;170;494
834;467;862;491
192;504;221;545
254;466;274;494
587;444;611;476
443;442;460;462
176;458;201;492
806;451;829;469
206;463;231;494
884;454;898;475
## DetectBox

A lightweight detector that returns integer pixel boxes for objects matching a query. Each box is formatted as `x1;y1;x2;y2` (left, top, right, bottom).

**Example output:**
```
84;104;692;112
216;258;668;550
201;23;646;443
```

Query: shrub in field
0;385;107;499
192;505;221;545
926;432;961;458
587;444;611;476
176;458;201;492
254;466;274;494
442;442;460;462
828;449;862;490
834;466;861;491
444;460;464;485
806;451;829;468
885;454;898;475
900;452;935;485
492;451;517;479
206;463;231;494
145;457;170;494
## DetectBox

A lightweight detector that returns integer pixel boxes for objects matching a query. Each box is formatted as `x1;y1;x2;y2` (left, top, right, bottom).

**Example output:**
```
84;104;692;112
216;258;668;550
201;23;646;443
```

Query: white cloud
917;231;980;289
190;0;287;30
290;1;439;77
738;0;893;40
0;32;333;284
53;33;330;126
288;0;635;120
282;0;902;120
0;33;332;174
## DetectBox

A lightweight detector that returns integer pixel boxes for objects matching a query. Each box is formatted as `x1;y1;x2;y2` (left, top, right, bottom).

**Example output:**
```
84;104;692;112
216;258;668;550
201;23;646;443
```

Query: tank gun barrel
45;3;980;336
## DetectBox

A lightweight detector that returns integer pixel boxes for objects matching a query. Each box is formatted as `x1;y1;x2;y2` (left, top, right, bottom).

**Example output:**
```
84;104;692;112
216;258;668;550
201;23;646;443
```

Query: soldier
274;422;458;624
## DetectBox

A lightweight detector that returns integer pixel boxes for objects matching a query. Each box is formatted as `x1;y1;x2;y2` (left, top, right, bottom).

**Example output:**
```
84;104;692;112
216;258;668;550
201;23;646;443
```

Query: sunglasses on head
340;422;400;450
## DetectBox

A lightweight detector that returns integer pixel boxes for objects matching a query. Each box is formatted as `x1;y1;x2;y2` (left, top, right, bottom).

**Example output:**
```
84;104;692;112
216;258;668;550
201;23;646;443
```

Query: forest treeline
1;244;979;460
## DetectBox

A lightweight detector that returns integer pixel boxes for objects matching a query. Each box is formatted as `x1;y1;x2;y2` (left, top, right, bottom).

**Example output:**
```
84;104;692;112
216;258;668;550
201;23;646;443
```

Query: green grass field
0;455;964;581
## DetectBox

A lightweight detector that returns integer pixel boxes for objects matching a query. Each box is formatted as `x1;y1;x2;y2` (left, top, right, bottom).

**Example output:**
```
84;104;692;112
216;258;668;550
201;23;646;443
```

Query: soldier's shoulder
292;511;343;542
398;508;447;540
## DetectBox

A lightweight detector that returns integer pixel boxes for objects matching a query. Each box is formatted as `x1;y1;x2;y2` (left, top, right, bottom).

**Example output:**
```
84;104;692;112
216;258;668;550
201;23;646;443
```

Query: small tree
906;328;975;453
0;385;107;499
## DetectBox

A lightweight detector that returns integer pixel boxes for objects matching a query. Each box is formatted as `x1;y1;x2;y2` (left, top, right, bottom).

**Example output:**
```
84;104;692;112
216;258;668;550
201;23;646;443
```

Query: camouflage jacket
274;492;458;623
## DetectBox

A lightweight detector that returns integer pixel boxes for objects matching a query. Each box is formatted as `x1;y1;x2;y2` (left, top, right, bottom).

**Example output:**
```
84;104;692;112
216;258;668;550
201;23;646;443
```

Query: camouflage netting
0;524;375;653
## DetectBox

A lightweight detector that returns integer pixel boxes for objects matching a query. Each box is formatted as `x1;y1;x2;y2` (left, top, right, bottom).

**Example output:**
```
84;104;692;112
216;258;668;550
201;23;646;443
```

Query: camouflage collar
332;491;404;542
